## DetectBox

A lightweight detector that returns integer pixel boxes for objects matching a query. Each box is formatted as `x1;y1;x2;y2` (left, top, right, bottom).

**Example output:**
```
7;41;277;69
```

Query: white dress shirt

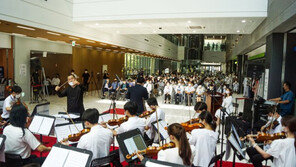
1;95;17;119
215;96;234;119
158;145;195;165
266;138;296;167
196;86;205;95
175;84;184;94
185;86;195;93
189;129;218;167
3;125;40;159
51;77;60;86
164;85;173;95
77;125;113;160
145;108;166;141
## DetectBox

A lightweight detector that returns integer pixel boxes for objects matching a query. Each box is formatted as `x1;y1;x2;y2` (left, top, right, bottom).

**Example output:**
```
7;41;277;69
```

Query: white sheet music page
55;126;72;142
38;117;55;136
42;146;69;167
69;123;83;134
29;115;43;133
63;150;90;167
145;161;171;167
124;138;138;154
153;120;169;139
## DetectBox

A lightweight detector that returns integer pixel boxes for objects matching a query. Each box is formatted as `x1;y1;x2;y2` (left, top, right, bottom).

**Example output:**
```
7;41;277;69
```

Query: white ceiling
80;17;266;35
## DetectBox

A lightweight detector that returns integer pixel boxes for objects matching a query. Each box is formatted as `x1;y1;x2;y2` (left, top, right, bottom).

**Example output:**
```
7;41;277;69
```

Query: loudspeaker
242;99;254;122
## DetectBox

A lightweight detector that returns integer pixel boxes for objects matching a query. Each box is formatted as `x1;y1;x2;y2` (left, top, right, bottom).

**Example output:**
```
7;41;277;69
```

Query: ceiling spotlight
153;30;156;33
116;31;120;34
69;36;80;40
193;30;196;33
236;30;240;33
241;20;246;23
17;25;35;31
100;43;107;46
95;23;99;26
187;20;191;24
47;31;61;36
87;40;96;43
138;21;142;25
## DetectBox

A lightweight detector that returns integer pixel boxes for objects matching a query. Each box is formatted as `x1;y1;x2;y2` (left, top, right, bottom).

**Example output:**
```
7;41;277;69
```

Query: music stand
227;132;246;167
98;113;118;129
142;158;190;167
151;119;169;141
54;122;84;144
117;129;147;163
29;114;55;157
42;143;93;167
31;102;50;116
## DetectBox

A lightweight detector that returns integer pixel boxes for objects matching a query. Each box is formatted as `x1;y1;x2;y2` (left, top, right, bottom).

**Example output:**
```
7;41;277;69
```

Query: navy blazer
126;84;149;114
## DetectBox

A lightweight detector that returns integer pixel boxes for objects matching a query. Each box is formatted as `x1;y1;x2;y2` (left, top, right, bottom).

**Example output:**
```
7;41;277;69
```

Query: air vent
188;26;204;29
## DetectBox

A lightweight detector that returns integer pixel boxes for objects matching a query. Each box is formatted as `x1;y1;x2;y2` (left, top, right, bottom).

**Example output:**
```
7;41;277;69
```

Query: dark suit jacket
126;84;148;114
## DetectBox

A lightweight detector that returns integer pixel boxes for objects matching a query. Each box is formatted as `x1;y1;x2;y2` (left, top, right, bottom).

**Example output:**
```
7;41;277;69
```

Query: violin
183;118;200;124
126;142;175;159
107;116;128;126
242;132;286;142
181;122;204;132
62;129;90;142
262;120;279;133
139;110;156;118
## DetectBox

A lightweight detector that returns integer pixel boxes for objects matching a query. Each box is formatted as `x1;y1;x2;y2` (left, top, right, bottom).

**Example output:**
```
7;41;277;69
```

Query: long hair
9;104;28;136
199;111;217;131
167;123;192;166
286;117;296;150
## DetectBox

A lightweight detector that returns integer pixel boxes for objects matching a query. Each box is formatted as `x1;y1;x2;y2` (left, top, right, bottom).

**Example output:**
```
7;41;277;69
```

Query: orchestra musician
55;74;85;117
3;104;51;165
1;86;22;122
61;108;113;161
189;111;218;167
194;101;208;117
260;108;282;134
144;97;166;145
246;116;296;167
137;123;195;166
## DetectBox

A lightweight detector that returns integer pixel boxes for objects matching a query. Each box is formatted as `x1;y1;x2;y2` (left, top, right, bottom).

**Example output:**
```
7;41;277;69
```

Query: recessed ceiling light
47;31;61;36
11;33;26;37
87;40;96;43
193;30;196;33
237;30;240;33
95;23;99;26
85;45;92;48
111;45;117;48
187;20;191;24
17;25;35;31
116;31;120;34
100;43;107;46
138;21;142;25
105;49;111;51
69;36;80;40
153;30;156;33
241;20;246;23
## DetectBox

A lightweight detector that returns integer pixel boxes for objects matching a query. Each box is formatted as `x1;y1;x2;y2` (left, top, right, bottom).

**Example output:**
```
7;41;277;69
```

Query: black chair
208;151;226;167
5;153;24;167
91;150;122;167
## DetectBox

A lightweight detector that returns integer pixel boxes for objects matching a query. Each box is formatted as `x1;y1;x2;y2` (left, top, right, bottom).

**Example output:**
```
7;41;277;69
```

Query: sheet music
63;150;90;167
124;137;138;154
228;134;246;159
99;114;112;123
38;117;55;135
145;161;171;167
69;124;83;134
42;146;69;167
37;104;49;114
29;115;43;133
55;123;83;142
152;120;169;140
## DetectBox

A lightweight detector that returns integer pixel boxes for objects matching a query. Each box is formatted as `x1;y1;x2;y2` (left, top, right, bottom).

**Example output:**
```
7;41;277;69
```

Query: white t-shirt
158;145;195;166
215;96;234;119
3;125;40;159
175;85;184;94
266;138;296;167
77;125;113;160
51;77;60;86
145;108;166;141
1;95;17;119
185;86;195;93
189;128;218;167
164;85;173;95
196;86;205;95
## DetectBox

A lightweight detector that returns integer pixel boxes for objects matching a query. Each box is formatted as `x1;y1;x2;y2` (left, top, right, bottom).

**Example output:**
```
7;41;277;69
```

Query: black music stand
227;132;246;167
117;128;147;163
142;158;190;167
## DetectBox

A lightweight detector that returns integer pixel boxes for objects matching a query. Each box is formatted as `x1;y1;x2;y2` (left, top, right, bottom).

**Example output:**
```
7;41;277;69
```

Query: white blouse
189;128;218;167
157;145;195;166
266;138;296;167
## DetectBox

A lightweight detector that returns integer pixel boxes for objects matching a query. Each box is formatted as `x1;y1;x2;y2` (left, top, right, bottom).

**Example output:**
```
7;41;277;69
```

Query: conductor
126;77;148;115
55;74;85;116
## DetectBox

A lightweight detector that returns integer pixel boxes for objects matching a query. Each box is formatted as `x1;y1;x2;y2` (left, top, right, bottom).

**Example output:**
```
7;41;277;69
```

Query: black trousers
246;147;272;167
23;155;46;165
164;94;171;101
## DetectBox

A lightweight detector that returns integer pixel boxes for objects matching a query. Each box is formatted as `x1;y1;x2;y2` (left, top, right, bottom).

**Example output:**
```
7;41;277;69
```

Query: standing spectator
70;69;78;79
51;74;60;95
82;69;90;92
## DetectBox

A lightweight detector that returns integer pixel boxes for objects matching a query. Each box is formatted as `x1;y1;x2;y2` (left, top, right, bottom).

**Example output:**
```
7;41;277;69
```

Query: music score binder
151;119;169;141
117;128;147;162
28;114;56;136
142;158;189;167
54;122;84;144
42;143;93;167
31;102;50;116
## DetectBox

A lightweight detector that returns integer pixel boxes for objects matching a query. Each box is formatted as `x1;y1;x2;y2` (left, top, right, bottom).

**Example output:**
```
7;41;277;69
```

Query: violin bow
63;107;80;132
60;80;68;88
155;107;162;146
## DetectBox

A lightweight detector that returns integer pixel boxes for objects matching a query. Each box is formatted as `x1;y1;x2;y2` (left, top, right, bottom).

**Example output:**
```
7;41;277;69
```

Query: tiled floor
24;92;270;166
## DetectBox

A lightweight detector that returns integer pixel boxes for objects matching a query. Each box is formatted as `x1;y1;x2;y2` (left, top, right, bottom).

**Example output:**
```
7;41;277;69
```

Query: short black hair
137;77;145;84
194;102;207;111
124;101;138;115
82;108;99;124
147;97;158;106
11;86;22;94
284;81;291;89
10;104;28;136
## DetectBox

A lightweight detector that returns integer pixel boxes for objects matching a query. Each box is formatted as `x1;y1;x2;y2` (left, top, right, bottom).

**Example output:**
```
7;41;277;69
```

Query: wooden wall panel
72;47;125;90
0;48;14;79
